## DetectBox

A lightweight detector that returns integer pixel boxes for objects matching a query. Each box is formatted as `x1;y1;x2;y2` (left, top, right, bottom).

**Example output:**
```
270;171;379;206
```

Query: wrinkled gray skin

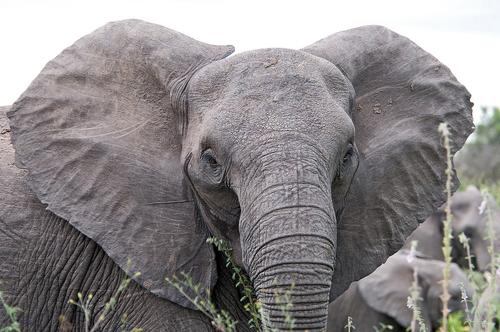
405;186;500;271
327;251;472;332
0;106;245;331
0;20;473;331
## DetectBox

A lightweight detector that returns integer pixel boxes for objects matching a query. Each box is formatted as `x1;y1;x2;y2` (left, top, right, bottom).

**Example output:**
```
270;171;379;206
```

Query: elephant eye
343;145;354;164
201;149;219;166
336;144;355;181
201;148;224;183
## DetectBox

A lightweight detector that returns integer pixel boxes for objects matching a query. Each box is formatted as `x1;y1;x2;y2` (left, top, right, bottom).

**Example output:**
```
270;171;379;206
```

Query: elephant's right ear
8;19;234;309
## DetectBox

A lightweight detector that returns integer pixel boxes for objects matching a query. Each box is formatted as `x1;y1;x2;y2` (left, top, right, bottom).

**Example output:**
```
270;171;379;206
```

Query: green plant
271;282;296;331
458;233;475;275
206;237;262;330
438;122;454;332
166;272;237;332
405;241;427;332
168;237;302;331
0;288;20;332
459;282;473;327
479;189;498;331
446;311;469;332
455;106;500;184
407;269;427;332
373;322;393;331
68;268;141;332
344;316;355;331
472;107;500;147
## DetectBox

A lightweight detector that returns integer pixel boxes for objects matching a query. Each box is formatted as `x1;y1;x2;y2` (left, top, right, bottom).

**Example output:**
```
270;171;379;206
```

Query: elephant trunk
239;181;336;331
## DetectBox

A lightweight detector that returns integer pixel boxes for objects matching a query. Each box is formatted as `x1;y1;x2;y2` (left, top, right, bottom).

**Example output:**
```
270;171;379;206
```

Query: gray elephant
405;186;500;271
327;251;472;331
0;19;473;331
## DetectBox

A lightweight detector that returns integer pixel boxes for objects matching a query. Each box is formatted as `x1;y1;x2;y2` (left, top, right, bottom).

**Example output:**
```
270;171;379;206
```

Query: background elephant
405;186;500;271
0;20;472;331
327;251;472;332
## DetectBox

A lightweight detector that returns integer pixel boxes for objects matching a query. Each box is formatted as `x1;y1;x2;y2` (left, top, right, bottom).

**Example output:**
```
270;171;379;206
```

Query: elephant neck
212;249;253;332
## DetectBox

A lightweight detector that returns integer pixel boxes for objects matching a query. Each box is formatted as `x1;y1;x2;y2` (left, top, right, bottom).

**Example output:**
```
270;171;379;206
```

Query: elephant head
405;186;500;271
7;20;473;330
328;251;472;331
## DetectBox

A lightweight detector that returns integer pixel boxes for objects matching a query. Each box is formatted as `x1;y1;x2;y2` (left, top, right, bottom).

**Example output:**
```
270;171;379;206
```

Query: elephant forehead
189;48;353;108
188;48;354;140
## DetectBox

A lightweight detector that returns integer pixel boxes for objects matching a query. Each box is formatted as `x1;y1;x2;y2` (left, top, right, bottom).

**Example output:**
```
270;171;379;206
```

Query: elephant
327;251;472;332
404;186;500;271
0;19;473;331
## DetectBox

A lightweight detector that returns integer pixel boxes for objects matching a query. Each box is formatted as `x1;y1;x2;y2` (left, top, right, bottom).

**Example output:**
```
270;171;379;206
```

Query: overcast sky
1;0;498;122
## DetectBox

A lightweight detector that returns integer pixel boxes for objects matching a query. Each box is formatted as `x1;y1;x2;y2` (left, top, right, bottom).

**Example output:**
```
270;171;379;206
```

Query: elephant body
405;186;500;271
0;19;473;331
327;251;471;332
326;283;402;331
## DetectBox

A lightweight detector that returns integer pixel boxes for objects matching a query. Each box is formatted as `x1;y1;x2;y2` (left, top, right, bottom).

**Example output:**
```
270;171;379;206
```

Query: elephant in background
0;19;473;331
327;251;472;332
404;186;500;271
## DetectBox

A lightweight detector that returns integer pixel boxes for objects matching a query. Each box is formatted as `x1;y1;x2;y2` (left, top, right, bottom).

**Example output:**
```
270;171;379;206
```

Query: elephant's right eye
200;149;224;182
201;149;219;166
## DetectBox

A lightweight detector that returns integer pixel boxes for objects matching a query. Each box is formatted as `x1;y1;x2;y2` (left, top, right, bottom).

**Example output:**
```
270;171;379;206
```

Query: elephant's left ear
303;25;474;299
8;19;234;309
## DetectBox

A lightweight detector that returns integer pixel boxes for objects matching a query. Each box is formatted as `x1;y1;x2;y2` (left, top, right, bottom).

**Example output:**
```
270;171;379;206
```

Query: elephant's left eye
336;144;355;181
343;145;354;164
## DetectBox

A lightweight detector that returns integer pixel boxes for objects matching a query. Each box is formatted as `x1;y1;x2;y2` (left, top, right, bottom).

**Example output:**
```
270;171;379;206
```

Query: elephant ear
358;253;432;329
303;25;474;299
7;19;234;309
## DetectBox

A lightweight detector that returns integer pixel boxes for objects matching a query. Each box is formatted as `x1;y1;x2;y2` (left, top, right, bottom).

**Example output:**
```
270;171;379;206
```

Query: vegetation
471;107;500;147
0;287;20;332
166;272;237;332
65;264;142;332
166;237;296;332
206;237;263;330
456;106;500;189
439;122;454;331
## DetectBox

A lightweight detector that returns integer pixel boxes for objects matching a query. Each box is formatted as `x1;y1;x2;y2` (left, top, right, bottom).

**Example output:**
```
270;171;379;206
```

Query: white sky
1;0;498;122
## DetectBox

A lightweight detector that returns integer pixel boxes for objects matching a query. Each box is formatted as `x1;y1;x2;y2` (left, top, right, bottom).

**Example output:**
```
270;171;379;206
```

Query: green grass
0;288;20;332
